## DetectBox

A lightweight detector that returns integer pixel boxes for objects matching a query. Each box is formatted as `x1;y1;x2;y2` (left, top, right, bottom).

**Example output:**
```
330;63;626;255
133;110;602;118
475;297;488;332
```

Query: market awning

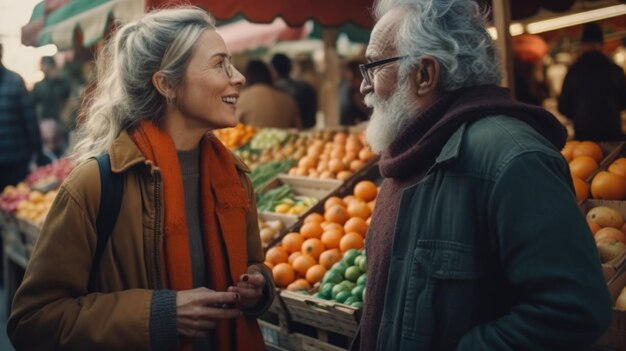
217;18;311;54
21;0;70;47
146;0;375;29
29;0;144;50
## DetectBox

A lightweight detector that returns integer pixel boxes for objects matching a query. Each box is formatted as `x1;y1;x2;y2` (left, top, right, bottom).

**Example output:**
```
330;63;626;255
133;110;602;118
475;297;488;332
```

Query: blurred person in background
354;0;611;350
8;6;274;351
35;118;67;165
558;22;626;141
340;59;371;125
237;59;301;129
271;53;318;129
32;56;71;123
513;57;549;106
0;43;41;191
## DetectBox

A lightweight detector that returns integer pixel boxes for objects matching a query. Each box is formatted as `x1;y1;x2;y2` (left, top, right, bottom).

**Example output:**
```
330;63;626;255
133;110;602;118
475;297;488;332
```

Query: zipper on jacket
153;170;163;289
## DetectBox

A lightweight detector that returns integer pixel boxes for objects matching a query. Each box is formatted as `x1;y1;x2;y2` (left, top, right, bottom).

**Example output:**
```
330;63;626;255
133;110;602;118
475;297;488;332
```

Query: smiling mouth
221;96;237;104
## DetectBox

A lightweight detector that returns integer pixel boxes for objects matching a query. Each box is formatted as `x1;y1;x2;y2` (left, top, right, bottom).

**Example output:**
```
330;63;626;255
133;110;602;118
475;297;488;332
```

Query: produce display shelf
280;290;360;339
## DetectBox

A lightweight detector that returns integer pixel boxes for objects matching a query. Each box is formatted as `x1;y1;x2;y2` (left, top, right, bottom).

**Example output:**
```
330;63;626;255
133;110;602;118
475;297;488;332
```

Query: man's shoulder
456;116;562;173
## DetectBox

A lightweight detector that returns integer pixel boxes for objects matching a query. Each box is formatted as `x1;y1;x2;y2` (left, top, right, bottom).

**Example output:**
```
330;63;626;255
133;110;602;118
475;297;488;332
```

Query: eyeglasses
359;55;409;88
221;56;234;78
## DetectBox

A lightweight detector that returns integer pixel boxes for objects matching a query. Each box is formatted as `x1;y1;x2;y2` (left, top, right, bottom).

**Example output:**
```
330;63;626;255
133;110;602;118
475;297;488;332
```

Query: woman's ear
152;72;176;99
415;56;440;96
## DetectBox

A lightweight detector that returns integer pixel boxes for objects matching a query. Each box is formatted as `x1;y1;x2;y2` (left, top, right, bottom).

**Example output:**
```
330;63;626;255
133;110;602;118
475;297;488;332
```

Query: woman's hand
176;287;241;337
229;265;266;309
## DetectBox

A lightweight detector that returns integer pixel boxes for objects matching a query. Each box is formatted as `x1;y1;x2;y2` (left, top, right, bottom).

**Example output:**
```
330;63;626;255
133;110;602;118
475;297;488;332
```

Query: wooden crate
595;266;626;351
280;290;360;339
16;217;40;260
259;175;342;219
581;200;626;282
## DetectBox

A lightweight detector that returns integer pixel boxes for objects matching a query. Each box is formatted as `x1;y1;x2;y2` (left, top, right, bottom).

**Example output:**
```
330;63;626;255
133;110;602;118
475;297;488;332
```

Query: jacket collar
434;123;466;165
107;130;251;174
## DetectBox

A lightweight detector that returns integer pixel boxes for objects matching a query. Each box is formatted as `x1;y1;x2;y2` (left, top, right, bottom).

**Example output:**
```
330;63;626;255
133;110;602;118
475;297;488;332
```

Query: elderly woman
8;6;273;351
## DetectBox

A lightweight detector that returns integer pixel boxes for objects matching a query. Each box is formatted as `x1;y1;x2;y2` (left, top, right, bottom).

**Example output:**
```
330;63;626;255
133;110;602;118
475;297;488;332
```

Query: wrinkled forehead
366;10;401;60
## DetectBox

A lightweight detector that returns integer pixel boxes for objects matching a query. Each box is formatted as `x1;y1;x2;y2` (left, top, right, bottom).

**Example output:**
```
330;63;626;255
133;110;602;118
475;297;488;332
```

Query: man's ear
414;56;440;96
152;72;176;99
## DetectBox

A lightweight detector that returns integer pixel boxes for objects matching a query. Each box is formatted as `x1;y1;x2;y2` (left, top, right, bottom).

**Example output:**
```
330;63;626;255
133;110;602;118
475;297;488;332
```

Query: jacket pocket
400;240;484;350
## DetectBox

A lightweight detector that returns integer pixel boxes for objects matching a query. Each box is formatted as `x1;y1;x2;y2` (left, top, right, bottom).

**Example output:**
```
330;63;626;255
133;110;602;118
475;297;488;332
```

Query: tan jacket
236;84;302;129
7;131;272;351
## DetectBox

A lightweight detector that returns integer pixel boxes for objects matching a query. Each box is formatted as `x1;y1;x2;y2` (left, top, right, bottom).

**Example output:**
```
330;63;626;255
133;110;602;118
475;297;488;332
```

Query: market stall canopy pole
492;0;515;94
146;0;375;29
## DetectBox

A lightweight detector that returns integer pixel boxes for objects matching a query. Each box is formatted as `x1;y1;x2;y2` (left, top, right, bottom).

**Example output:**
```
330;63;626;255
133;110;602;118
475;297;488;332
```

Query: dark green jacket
379;115;611;350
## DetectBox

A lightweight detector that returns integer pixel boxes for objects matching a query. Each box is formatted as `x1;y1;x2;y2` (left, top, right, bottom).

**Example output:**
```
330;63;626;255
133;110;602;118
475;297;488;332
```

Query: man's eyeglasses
359;55;409;88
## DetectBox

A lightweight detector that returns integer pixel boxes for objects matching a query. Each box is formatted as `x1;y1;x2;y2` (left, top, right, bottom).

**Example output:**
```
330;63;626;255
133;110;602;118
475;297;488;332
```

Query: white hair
72;6;216;164
364;75;419;153
374;0;501;92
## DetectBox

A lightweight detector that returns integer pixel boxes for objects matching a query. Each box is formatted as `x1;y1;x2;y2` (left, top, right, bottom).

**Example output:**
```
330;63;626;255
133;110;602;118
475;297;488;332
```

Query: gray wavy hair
73;6;216;163
374;0;501;91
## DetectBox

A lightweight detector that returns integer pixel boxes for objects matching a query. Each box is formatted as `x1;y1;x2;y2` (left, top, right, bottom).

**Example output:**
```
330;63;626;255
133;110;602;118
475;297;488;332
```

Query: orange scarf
131;120;264;351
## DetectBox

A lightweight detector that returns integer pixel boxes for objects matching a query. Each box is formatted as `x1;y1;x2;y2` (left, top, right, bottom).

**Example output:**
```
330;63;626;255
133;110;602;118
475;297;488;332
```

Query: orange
288;251;302;265
591;171;626;200
324;196;345;210
347;200;372;220
287;278;311;292
300;222;324;239
305;264;328;284
340;232;365;252
572;176;589;202
572;141;603;162
569;156;598;180
319;249;342;269
265;246;288;265
328;159;347;173
298;156;317;170
292;254;317;276
350;159;365;172
337;170;353;181
343;195;358;205
324;205;350;224
561;141;580;162
321;228;343;249
334;132;348;144
367;200;376;212
358;147;376;162
264;261;275;270
301;238;325;260
304;212;324;224
346;139;363;153
282;233;304;254
272;263;296;287
609;158;626;177
344;217;369;237
354;180;378;202
321;222;344;232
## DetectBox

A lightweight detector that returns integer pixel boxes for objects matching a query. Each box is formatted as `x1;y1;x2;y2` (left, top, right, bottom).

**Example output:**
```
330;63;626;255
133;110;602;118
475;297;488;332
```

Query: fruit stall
2;127;626;351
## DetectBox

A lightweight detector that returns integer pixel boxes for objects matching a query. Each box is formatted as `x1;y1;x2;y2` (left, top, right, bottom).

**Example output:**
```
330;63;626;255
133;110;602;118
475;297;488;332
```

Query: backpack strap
88;153;125;291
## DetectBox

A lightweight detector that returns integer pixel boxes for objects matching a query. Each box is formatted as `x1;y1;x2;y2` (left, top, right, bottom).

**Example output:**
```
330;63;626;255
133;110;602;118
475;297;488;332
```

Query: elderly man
356;0;612;350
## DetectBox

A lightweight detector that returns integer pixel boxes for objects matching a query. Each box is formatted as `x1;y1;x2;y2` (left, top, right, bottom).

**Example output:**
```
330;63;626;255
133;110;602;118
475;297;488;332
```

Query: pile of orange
213;123;257;149
590;157;626;200
562;140;604;202
287;132;377;180
264;180;378;289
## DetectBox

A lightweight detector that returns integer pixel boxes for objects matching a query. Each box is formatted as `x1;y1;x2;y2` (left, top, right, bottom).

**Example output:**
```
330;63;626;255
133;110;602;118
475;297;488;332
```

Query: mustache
363;93;377;109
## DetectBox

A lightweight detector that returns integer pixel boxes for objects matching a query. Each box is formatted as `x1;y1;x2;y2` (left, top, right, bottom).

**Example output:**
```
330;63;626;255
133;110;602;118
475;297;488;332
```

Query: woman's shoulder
58;158;101;211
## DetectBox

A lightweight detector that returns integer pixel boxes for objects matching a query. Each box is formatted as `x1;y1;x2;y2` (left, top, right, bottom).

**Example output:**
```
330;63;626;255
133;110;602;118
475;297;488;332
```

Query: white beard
364;79;420;154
